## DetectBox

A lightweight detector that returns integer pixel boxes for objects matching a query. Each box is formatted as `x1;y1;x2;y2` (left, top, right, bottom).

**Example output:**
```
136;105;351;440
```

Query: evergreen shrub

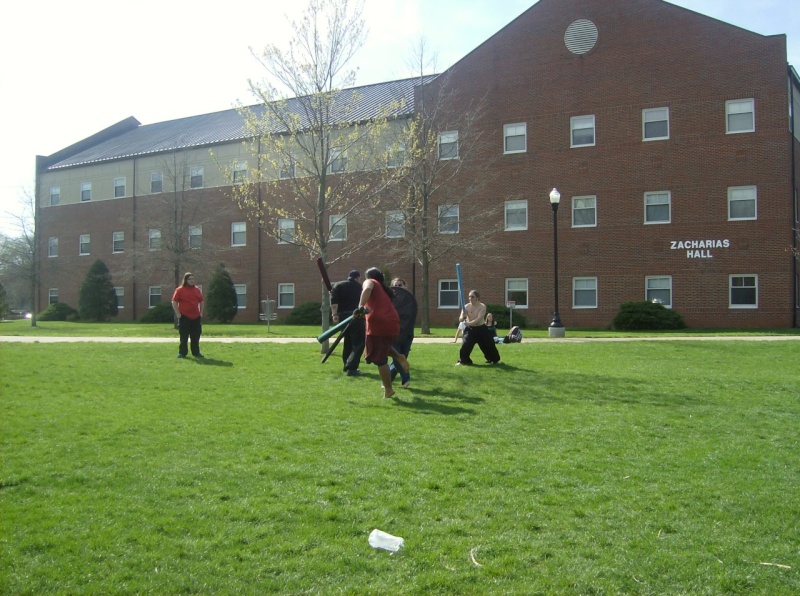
485;303;528;329
612;301;687;330
139;302;175;323
284;302;322;325
39;302;79;321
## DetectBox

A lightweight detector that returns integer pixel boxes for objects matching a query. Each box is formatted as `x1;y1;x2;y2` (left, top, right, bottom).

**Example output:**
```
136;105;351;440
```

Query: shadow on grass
391;395;478;416
187;357;234;367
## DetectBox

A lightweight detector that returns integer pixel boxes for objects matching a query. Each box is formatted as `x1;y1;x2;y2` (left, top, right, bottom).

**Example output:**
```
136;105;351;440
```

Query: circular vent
564;19;598;55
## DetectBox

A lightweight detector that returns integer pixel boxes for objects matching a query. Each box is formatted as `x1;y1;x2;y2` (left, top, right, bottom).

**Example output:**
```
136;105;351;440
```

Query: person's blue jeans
390;335;413;383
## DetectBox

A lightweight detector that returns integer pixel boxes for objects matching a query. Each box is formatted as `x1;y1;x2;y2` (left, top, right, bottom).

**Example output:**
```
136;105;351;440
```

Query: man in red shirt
171;272;204;358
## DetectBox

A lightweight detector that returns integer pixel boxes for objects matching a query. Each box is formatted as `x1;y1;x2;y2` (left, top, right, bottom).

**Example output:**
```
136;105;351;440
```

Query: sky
1;0;797;236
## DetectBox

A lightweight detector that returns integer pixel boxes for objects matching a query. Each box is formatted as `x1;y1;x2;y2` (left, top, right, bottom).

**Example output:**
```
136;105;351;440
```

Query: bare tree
230;0;401;339
0;189;38;326
383;40;503;333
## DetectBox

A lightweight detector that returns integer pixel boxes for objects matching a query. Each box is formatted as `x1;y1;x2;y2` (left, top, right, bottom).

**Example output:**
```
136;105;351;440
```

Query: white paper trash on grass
368;528;404;552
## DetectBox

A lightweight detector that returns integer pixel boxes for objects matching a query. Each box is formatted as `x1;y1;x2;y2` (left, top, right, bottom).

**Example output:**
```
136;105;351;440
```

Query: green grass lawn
1;340;798;594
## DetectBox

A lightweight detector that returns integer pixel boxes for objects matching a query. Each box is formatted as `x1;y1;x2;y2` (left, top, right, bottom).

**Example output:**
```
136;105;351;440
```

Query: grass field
1;337;799;594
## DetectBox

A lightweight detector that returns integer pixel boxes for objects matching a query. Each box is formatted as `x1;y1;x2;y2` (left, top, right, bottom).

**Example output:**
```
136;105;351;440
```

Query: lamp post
548;188;565;337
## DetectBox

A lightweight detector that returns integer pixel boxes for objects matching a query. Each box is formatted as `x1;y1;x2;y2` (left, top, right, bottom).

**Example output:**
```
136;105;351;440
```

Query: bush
38;302;79;321
612;301;687;330
78;259;118;321
284;302;322;325
139;302;175;323
205;263;238;323
485;303;528;330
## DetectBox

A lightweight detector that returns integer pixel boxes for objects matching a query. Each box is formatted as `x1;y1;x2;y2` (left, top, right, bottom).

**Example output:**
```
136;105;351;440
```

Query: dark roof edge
37;116;141;171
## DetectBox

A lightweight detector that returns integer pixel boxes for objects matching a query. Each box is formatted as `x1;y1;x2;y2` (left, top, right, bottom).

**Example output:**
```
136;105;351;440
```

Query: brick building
35;0;800;328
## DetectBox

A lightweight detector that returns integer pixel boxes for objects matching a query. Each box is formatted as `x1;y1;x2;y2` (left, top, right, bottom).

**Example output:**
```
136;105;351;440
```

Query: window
385;211;405;238
48;237;58;258
49;289;58;304
150;172;163;193
114;177;126;198
730;275;757;308
279;156;296;179
278;283;295;308
438;204;459;234
189;226;202;249
233;162;247;185
644;191;671;224
329;215;347;241
573;277;598;308
112;231;124;253
148;228;161;251
504;123;527;153
572;195;596;227
506;278;529;308
438;131;458;160
438;280;460;308
234;284;246;309
79;234;91;255
646;276;672;307
80;182;92;202
728;186;756;220
726;99;754;134
114;287;124;309
278;219;295;243
329;149;347;173
570;115;595;147
643;108;669;141
190;166;204;189
505;200;528;231
231;222;246;246
387;143;406;168
149;286;162;308
50;186;60;206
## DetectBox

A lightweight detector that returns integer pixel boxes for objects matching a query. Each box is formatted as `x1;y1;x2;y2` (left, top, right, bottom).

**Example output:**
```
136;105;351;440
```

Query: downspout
257;137;263;321
132;157;137;320
790;66;798;328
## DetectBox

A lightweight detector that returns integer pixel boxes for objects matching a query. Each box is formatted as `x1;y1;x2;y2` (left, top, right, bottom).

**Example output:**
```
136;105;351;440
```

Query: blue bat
456;263;466;311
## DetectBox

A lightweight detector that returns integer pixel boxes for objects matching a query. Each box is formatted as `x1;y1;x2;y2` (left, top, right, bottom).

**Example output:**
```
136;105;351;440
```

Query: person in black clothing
456;290;501;365
330;269;366;376
389;277;418;388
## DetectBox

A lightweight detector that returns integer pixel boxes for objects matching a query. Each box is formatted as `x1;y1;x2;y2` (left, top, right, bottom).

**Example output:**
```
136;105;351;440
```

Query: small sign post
506;300;516;328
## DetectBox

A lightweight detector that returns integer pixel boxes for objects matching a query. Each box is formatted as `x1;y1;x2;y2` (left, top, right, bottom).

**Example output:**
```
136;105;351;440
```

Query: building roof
45;76;435;171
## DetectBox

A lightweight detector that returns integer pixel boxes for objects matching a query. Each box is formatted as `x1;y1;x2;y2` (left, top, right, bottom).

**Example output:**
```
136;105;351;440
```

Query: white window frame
233;162;247;185
148;228;161;251
729;275;758;309
150;171;163;194
504;200;528;231
438;279;460;309
642;107;669;141
505;278;529;308
438;131;459;160
114;287;124;310
728;186;757;221
570;115;595;147
190;166;204;189
112;231;124;254
726;98;755;134
234;284;246;309
148;286;162;308
278;283;295;309
644;191;671;224
572;195;597;228
573;277;598;309
278;219;295;244
385;211;405;238
279;155;296;179
50;186;60;206
48;236;58;258
329;215;347;242
79;234;91;256
189;225;202;249
329;149;347;174
114;177;126;198
48;289;59;304
503;123;527;154
81;182;91;202
438;204;459;234
231;222;246;247
387;143;406;168
645;276;672;307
